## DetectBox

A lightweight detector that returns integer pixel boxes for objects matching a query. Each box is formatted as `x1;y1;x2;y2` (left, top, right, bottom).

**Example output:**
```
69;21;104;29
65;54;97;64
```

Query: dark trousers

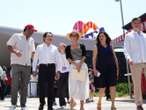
38;64;55;110
0;79;5;100
57;72;69;106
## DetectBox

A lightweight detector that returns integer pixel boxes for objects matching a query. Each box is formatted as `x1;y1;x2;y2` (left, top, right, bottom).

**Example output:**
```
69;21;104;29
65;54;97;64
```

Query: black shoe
39;105;44;110
86;98;91;103
60;103;66;107
137;105;144;110
0;97;5;100
47;107;53;110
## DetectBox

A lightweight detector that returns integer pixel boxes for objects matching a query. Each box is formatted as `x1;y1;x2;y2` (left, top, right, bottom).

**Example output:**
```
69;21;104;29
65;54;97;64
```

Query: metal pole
115;0;125;39
119;0;125;38
115;0;132;98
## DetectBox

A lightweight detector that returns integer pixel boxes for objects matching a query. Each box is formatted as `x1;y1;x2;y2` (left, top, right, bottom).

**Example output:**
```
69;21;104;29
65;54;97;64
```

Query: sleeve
124;35;132;61
32;46;39;72
0;66;3;77
55;49;61;72
0;66;5;78
80;44;86;57
31;39;35;52
65;45;72;59
7;34;17;46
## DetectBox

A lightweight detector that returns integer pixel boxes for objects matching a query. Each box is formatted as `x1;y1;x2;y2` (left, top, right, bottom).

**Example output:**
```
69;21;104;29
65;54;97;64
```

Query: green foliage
94;83;129;97
116;82;129;97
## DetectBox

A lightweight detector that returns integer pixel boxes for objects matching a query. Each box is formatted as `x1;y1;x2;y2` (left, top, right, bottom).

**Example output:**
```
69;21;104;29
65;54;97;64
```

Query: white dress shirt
7;33;35;66
57;51;70;73
32;43;59;72
124;31;146;63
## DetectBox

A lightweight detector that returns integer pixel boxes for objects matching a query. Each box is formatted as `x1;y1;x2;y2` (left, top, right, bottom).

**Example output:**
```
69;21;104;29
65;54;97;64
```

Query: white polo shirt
7;33;35;66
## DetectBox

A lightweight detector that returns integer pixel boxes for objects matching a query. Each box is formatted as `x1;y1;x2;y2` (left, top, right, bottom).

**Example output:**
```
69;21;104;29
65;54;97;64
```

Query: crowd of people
4;17;146;110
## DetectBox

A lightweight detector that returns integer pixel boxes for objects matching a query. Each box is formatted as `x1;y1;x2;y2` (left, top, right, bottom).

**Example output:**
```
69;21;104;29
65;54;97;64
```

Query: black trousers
38;64;55;110
0;79;6;100
57;72;69;106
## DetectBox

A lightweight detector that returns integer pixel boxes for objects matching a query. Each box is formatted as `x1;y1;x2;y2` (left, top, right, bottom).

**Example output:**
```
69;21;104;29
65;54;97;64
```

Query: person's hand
54;71;60;80
75;63;82;72
93;68;97;76
15;50;22;57
128;59;133;65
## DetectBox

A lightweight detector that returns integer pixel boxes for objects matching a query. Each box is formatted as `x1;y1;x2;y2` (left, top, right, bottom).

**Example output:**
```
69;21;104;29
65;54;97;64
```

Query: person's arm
55;50;62;72
92;46;98;75
7;46;22;57
112;47;119;79
80;56;86;65
124;35;133;64
65;45;75;65
67;58;76;65
7;34;22;57
80;44;86;65
31;39;35;59
32;46;39;75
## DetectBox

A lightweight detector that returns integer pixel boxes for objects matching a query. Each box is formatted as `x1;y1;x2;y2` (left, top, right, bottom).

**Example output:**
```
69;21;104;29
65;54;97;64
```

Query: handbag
70;63;88;81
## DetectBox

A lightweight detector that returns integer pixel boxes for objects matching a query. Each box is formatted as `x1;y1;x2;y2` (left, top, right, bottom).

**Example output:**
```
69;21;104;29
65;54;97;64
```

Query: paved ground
0;97;146;110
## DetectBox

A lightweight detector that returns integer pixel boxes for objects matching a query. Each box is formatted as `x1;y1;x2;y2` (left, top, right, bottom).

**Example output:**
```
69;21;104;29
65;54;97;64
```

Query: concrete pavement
0;97;146;110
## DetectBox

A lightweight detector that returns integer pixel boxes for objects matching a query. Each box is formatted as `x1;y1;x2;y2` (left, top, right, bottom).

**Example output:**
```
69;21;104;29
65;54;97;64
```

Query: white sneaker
10;105;16;110
21;107;27;110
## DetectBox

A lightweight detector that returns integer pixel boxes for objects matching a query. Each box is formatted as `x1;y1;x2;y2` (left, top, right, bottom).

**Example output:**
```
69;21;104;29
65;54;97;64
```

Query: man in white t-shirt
7;24;37;110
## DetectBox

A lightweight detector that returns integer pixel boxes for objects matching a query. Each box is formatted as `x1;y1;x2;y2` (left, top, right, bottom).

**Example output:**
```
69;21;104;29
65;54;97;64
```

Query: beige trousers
130;63;146;106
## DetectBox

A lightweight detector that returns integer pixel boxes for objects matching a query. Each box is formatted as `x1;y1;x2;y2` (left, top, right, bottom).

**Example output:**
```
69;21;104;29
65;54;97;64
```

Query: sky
0;0;145;39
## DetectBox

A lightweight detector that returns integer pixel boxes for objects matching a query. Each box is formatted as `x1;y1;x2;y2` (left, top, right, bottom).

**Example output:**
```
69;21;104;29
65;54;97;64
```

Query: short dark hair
43;32;53;38
42;32;54;41
131;17;141;23
96;32;111;46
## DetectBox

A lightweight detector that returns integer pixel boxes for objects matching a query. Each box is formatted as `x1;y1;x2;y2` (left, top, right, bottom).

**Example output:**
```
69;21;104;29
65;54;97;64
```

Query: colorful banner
73;21;99;39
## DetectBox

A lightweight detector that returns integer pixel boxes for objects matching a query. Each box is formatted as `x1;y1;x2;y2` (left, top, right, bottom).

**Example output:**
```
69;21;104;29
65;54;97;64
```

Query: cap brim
32;29;37;32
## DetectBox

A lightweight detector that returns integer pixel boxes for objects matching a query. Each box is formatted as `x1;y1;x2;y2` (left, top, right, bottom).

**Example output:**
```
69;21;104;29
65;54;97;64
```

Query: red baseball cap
24;24;37;32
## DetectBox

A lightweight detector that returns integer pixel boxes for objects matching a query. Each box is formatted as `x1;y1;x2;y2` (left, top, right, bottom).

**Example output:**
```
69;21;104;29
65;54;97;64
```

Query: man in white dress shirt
32;32;60;110
7;24;37;110
124;18;146;110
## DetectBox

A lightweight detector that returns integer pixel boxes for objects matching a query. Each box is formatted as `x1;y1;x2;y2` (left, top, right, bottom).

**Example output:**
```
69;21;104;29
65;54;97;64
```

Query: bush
94;82;129;97
116;82;129;97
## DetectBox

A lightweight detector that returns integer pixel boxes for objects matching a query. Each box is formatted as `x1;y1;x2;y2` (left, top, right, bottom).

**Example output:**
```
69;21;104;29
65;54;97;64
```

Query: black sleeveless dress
94;44;117;88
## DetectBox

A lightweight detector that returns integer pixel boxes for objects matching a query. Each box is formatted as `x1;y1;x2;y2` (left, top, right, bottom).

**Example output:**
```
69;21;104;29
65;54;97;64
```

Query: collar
21;33;30;40
43;43;52;47
132;30;143;36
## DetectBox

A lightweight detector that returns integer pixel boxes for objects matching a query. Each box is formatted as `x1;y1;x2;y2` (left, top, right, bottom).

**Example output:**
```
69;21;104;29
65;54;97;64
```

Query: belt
39;63;55;66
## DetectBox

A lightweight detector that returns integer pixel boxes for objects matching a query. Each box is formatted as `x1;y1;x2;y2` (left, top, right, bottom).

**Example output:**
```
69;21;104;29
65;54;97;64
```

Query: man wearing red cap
7;24;37;110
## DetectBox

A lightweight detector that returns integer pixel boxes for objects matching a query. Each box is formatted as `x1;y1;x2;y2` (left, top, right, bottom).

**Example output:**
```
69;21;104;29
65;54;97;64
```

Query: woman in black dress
92;32;119;110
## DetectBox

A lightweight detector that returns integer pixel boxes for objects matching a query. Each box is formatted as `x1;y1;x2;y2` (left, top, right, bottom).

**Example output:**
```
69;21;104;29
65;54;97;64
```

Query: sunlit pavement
0;97;146;110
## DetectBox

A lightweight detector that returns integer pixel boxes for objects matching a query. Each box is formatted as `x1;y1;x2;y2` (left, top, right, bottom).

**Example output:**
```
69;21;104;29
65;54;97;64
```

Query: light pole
115;0;125;38
115;0;132;98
